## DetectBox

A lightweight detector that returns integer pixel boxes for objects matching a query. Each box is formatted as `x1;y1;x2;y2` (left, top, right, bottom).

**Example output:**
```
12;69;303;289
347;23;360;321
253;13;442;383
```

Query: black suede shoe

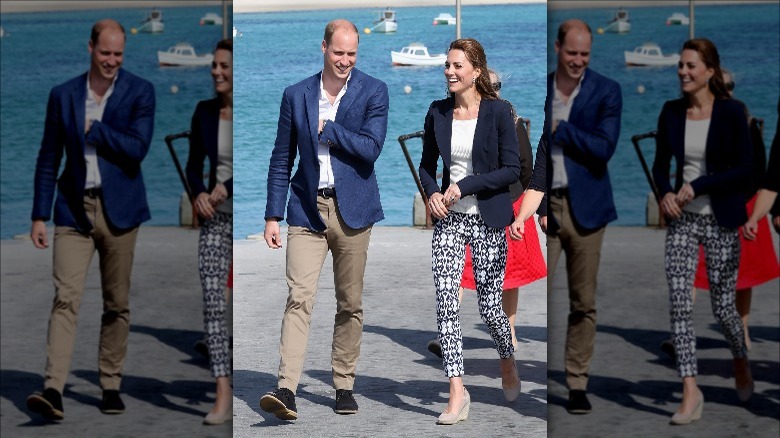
100;390;125;414
26;388;64;420
334;389;358;414
194;337;210;360
427;339;443;359
260;388;297;420
567;390;592;414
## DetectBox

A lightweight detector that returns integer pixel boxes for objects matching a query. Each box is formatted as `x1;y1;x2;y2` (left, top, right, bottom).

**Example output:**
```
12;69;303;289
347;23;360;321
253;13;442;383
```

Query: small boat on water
139;8;164;33
158;43;213;67
371;7;397;33
200;12;223;26
624;42;679;67
391;43;446;67
233;26;242;38
432;12;457;25
605;7;630;33
0;26;5;38
666;12;690;25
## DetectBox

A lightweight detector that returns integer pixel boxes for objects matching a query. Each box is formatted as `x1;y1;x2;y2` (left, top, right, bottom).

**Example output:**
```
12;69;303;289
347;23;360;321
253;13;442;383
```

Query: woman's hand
209;183;228;206
742;218;759;240
661;192;682;220
442;183;462;208
509;217;525;240
428;193;449;219
675;183;695;207
194;192;216;220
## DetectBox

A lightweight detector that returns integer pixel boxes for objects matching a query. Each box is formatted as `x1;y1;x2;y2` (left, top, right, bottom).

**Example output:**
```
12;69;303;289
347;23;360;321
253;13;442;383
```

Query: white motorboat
370;7;397;33
158;43;213;67
391;43;446;67
432;13;457;25
605;7;630;33
233;26;242;38
200;12;223;26
139;8;164;33
666;12;690;25
624;43;679;67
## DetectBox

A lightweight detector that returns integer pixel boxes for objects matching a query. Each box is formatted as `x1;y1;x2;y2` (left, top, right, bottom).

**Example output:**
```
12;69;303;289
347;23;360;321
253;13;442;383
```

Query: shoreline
0;1;223;14
235;0;543;14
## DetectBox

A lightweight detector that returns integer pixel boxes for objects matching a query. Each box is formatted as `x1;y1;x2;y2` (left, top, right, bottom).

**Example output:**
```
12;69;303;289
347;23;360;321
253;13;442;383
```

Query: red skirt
461;193;547;290
227;262;233;289
694;195;780;290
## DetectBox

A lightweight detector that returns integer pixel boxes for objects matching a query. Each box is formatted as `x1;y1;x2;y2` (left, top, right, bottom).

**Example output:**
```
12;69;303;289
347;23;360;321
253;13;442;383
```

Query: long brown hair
448;38;498;100
681;38;730;100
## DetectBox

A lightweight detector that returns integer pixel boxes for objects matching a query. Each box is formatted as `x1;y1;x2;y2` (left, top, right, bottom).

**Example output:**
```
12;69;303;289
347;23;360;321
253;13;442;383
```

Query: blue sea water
0;6;231;239
233;3;548;239
549;3;780;226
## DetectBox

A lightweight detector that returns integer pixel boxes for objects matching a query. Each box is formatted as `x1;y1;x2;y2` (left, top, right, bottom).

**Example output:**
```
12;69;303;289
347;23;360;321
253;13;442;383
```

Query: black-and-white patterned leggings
432;211;514;378
665;211;747;378
199;211;233;378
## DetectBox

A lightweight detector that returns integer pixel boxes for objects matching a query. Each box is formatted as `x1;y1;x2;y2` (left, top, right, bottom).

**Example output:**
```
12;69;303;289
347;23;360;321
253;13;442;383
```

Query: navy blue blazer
543;70;622;232
418;97;521;229
186;98;233;210
32;69;156;232
265;69;389;231
652;97;753;228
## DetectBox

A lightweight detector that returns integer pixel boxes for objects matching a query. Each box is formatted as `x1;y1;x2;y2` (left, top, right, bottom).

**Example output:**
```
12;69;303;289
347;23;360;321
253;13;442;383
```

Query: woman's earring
472;77;476;84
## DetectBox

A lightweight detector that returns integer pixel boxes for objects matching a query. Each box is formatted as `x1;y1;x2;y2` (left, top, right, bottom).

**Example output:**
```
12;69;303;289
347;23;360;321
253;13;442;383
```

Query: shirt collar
319;70;351;99
86;70;120;98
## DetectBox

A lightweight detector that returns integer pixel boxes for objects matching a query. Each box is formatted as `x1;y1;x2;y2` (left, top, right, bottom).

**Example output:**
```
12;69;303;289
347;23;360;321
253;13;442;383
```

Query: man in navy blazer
545;19;622;414
27;19;155;420
261;19;389;420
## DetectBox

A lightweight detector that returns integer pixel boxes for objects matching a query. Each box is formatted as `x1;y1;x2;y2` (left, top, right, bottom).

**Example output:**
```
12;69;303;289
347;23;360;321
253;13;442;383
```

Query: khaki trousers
45;195;138;392
278;195;371;393
547;193;605;391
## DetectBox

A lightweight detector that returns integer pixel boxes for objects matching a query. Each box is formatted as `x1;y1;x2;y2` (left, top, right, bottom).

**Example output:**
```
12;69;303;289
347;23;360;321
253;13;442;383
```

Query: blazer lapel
335;72;361;123
304;74;320;150
70;75;88;153
569;70;595;125
474;99;493;153
434;101;454;168
102;70;127;124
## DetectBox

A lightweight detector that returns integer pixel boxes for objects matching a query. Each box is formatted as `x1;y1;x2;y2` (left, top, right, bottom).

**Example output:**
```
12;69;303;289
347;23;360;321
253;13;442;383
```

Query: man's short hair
556;19;592;45
323;19;359;46
90;19;126;45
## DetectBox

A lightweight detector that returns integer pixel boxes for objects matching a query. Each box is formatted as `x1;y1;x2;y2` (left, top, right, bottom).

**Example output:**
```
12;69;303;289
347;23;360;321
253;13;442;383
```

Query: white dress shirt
317;71;351;189
551;71;585;190
84;72;118;189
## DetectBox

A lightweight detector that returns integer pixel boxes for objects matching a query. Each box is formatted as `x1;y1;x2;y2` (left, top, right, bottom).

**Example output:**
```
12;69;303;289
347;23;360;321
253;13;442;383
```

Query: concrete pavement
548;226;780;438
232;225;549;438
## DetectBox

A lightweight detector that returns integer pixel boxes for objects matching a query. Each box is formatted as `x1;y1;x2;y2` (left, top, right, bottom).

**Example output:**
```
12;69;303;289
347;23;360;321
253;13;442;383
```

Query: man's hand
539;215;547;233
30;220;48;249
264;219;282;249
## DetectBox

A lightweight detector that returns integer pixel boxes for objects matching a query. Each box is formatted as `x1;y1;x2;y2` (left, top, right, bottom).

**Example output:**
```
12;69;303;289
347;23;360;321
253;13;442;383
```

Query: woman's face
444;49;480;96
678;49;713;96
211;48;233;96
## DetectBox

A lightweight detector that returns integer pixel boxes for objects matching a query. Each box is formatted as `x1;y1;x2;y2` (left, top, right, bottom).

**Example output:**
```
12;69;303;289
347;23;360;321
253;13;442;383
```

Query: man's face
89;28;125;81
321;28;358;81
555;28;591;82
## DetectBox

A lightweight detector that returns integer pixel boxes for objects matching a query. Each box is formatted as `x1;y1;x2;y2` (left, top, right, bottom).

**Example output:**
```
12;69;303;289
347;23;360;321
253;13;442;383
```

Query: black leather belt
550;187;568;198
317;187;336;198
84;187;102;198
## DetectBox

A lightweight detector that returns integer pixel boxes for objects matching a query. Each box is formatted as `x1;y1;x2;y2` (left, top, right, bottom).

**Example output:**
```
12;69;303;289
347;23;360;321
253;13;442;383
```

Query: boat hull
371;21;397;33
158;52;213;67
605;21;630;33
624;52;679;67
139;21;164;33
390;52;446;66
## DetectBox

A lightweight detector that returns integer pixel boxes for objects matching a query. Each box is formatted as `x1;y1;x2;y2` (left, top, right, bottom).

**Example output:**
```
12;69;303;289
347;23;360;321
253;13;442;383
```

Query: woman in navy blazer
185;39;234;425
418;38;521;425
652;38;754;425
